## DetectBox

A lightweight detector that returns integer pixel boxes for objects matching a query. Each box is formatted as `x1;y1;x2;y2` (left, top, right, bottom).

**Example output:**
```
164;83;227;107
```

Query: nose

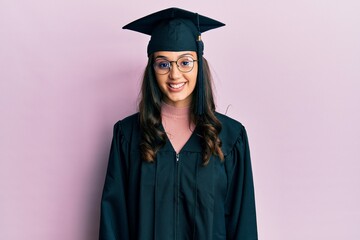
169;62;181;80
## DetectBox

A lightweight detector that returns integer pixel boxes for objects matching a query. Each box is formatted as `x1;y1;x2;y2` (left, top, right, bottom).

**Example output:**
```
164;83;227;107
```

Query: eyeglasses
153;56;197;75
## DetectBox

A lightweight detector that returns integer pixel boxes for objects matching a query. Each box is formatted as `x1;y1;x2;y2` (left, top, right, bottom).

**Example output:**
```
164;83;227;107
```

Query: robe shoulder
113;113;141;147
215;112;247;157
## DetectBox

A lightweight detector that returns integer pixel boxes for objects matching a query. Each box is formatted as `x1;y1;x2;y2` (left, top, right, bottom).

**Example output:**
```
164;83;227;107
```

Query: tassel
196;35;205;115
195;13;205;115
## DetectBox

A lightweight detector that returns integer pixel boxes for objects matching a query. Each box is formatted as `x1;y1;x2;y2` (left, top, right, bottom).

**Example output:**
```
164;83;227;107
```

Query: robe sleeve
225;126;258;240
99;122;130;240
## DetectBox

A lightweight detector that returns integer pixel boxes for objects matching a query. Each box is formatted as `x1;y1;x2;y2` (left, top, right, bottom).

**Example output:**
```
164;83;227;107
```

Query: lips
168;82;185;89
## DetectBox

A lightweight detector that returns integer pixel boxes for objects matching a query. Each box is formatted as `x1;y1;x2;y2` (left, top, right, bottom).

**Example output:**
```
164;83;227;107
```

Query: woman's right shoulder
114;112;140;127
113;112;141;141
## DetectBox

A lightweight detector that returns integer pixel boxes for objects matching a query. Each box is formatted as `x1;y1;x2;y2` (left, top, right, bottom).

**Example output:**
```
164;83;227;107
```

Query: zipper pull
176;153;180;162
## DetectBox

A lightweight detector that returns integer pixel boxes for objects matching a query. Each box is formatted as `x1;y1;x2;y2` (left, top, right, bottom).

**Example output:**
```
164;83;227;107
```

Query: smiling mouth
168;82;185;89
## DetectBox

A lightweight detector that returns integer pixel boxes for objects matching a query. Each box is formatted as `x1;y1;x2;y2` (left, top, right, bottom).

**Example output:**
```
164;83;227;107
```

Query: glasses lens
177;57;194;72
154;60;170;74
153;56;195;74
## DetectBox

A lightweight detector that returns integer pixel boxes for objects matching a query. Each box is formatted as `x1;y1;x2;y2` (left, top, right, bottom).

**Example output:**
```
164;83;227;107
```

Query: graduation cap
123;7;225;115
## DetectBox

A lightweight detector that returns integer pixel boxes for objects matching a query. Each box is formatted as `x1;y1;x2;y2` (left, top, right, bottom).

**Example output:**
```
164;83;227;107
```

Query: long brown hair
138;55;224;165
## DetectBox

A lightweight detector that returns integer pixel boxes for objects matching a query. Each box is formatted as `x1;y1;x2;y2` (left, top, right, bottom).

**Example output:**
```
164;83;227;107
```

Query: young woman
99;7;258;240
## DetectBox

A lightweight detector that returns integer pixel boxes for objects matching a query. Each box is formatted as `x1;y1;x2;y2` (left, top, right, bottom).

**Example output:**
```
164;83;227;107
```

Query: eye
179;57;193;68
180;60;190;66
155;61;170;69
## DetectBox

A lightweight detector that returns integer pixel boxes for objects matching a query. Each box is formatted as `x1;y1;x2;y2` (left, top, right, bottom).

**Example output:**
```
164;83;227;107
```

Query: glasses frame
153;56;198;75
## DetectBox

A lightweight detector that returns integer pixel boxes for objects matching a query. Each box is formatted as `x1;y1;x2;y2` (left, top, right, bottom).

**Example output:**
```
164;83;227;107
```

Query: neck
160;102;195;153
161;102;191;118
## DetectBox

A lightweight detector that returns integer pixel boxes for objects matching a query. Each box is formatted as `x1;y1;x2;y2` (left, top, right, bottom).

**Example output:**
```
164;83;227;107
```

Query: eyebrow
154;53;194;60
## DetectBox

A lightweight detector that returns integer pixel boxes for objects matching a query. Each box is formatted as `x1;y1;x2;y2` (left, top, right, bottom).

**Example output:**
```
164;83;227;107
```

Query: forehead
153;51;197;59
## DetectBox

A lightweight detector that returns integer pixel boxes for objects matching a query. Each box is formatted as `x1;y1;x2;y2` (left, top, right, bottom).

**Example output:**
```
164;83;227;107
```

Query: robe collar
158;124;202;153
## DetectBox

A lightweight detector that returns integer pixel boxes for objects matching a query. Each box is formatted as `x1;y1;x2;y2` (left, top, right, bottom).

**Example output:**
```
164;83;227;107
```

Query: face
153;51;198;108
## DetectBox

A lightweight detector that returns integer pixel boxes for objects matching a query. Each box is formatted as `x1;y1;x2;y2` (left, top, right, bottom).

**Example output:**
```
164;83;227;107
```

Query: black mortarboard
123;7;225;115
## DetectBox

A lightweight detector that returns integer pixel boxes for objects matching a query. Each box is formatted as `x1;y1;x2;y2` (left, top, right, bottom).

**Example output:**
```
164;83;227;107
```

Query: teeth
169;83;185;89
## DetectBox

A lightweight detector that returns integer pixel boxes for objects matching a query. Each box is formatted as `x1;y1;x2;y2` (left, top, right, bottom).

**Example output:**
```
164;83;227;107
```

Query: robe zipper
175;153;180;240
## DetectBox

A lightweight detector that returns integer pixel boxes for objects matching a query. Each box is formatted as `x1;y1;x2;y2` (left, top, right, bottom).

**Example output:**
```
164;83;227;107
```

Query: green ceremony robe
99;112;258;240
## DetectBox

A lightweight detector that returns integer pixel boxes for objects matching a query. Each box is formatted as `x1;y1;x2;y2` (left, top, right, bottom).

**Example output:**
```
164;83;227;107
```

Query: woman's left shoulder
215;112;245;133
215;112;248;156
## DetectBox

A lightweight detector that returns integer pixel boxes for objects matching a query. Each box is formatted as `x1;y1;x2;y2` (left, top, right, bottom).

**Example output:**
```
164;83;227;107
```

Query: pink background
1;0;360;239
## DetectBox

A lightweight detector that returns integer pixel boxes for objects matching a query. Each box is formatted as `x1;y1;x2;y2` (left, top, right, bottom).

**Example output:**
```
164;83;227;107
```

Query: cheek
155;74;166;87
192;65;198;81
190;70;198;86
